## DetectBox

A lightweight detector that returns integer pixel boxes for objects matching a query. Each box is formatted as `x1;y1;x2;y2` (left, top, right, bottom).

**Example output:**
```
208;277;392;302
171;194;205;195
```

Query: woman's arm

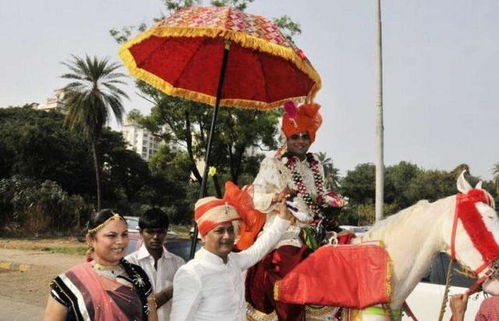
147;295;159;321
42;296;68;321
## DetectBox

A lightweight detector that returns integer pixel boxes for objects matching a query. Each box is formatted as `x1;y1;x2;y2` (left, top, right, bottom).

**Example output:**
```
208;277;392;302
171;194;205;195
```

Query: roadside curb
0;261;31;272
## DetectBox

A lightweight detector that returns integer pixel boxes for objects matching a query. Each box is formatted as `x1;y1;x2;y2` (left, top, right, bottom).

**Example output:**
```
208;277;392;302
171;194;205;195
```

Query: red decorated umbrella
119;6;321;257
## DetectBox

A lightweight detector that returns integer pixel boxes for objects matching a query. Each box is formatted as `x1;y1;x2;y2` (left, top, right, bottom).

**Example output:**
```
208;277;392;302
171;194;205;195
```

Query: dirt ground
0;239;85;321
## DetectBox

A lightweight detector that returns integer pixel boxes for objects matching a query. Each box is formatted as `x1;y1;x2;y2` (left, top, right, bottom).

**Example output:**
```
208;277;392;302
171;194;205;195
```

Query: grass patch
0;237;87;256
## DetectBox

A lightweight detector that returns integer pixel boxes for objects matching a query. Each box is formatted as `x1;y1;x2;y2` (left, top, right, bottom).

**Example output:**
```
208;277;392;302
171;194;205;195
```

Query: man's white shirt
126;244;185;321
169;216;291;321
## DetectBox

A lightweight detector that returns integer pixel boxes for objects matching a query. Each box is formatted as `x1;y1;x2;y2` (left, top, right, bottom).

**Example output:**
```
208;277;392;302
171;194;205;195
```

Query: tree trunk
212;174;222;198
184;110;203;183
375;0;384;222
91;141;101;211
233;145;245;184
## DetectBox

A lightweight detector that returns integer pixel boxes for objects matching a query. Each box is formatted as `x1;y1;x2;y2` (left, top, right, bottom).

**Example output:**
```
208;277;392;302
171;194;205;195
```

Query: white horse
248;172;499;321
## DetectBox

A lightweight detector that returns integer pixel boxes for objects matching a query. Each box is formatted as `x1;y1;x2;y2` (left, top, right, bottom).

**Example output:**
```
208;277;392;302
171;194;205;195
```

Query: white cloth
169;216;290;321
126;244;185;321
252;154;325;248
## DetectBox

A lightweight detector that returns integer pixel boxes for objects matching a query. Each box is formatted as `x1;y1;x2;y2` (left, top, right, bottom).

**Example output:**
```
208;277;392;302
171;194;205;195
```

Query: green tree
0;107;95;196
61;55;128;210
404;170;456;203
316;152;340;190
493;162;499;194
133;94;279;197
97;130;151;203
0;175;90;235
340;163;376;206
384;161;421;213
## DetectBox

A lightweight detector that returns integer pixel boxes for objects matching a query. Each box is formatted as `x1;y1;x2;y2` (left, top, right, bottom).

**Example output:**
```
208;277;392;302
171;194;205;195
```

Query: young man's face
286;131;311;159
140;227;167;252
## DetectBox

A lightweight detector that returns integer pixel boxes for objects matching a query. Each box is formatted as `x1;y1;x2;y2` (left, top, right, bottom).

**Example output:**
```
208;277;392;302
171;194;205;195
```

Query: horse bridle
449;190;498;294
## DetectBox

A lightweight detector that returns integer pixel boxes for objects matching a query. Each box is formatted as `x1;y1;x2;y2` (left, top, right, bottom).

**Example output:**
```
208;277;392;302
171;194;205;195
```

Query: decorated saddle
274;242;391;309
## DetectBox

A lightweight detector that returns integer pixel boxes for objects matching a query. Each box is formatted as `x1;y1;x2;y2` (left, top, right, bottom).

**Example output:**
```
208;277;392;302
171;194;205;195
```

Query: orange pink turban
194;196;240;237
194;182;265;245
281;103;322;143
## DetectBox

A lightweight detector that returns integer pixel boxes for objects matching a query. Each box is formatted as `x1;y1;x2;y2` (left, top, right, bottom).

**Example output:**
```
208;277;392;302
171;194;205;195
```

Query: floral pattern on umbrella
119;6;321;110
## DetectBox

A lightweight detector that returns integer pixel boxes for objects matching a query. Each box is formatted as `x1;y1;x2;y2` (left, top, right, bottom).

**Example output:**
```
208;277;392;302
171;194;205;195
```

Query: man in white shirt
126;208;185;321
170;184;293;321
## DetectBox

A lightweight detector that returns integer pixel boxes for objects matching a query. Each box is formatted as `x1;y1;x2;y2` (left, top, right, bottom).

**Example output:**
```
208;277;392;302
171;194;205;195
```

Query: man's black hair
139;208;170;230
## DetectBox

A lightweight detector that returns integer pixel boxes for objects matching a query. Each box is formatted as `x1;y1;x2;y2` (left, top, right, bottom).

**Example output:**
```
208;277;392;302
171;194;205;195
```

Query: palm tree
316;152;341;190
493;162;499;194
61;55;128;210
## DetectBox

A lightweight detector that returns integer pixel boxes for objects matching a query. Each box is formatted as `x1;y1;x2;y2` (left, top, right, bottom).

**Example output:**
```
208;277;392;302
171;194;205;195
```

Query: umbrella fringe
119;26;321;109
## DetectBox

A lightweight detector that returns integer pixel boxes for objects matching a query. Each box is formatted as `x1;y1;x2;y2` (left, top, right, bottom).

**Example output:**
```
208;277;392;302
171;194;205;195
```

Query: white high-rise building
34;89;65;112
122;120;163;161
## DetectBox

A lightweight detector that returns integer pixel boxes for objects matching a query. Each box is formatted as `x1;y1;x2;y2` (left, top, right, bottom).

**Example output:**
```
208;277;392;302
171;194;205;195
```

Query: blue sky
1;0;498;180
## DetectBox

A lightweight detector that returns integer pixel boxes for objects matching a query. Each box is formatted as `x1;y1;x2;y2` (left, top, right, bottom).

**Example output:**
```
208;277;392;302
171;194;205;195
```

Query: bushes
0;176;91;236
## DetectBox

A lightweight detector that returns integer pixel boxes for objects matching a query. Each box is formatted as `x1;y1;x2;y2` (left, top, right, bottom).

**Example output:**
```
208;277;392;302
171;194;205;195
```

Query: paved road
0;248;84;321
0;297;45;321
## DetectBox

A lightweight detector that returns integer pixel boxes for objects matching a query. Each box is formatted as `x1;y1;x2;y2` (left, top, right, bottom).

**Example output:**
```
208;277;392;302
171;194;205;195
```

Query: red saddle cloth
274;242;391;309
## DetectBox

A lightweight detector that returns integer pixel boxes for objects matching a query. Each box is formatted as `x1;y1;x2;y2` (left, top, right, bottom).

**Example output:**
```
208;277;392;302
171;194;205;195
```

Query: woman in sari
43;209;158;321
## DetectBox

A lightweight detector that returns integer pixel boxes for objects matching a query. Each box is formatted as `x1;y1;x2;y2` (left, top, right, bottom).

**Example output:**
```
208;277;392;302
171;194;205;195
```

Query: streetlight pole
375;0;384;222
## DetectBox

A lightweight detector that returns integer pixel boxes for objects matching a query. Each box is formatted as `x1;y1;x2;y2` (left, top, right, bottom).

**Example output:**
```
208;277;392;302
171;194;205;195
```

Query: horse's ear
457;170;472;193
475;181;483;190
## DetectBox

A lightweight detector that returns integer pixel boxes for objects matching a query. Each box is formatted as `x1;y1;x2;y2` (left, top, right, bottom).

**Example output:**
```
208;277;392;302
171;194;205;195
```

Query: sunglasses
289;133;310;140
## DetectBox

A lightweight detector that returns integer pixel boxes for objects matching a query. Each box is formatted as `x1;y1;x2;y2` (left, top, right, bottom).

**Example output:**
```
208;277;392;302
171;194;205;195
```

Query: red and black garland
284;153;326;218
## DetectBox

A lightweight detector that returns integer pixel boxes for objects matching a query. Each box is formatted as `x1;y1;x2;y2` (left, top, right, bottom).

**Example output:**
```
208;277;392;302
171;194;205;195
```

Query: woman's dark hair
87;209;126;235
85;209;126;260
139;208;170;230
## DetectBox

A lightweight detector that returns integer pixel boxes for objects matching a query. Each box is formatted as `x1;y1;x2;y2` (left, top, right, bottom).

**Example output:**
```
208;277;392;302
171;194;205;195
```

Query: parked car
125;216;139;231
339;225;370;237
189;226;202;240
126;231;201;262
124;215;179;238
403;253;484;321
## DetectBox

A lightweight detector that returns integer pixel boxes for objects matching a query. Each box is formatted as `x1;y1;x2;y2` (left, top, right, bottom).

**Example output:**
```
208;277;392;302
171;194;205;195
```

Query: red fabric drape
275;243;391;309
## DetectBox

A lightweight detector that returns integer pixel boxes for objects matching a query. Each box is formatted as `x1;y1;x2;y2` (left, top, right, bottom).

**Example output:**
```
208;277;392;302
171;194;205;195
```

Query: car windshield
422;253;476;287
125;216;139;230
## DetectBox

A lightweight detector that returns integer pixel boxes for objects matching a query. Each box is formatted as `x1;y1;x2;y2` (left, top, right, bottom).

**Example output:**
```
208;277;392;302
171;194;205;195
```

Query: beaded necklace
284;153;326;217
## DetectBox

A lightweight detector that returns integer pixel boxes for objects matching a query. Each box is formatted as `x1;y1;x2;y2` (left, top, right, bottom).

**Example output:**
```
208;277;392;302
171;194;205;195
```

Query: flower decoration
283;101;298;128
323;192;348;208
208;166;217;176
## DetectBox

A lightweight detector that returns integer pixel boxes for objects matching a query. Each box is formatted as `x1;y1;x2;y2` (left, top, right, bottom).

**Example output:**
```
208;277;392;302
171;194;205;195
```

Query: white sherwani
252;154;325;249
169;216;290;321
126;245;185;321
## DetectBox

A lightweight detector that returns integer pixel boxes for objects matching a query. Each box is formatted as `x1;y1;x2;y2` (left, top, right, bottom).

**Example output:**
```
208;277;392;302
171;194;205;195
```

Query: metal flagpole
375;0;385;222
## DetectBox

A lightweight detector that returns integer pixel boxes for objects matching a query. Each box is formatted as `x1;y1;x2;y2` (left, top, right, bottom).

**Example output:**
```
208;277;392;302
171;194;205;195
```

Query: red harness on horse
450;189;499;293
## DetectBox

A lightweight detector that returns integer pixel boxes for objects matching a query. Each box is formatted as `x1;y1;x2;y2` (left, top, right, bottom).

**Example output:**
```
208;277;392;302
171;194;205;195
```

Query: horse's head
448;171;499;294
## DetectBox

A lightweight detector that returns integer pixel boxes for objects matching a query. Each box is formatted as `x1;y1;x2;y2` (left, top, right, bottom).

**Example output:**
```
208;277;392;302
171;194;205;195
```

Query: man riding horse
246;102;347;321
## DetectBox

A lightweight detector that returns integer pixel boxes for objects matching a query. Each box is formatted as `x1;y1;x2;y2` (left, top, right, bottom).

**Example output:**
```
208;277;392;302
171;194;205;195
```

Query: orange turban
194;196;240;237
194;182;266;246
281;103;322;143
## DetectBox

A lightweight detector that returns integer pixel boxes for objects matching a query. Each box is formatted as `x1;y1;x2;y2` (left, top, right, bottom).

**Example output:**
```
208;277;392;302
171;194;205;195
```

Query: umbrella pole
189;43;230;259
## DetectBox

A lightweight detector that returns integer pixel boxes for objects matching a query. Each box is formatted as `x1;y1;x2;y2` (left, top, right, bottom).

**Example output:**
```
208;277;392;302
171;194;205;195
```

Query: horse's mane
364;199;437;241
